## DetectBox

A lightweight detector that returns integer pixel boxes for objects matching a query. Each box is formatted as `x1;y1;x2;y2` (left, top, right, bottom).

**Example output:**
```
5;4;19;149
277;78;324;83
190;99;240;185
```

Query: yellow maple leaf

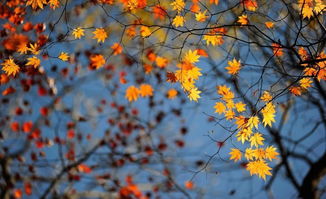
139;84;154;97
246;160;272;180
72;27;85;39
155;56;168;68
249;133;265;147
125;86;139;102
195;10;208;22
183;50;200;64
260;91;272;102
58;52;69;61
261;103;276;127
170;0;185;13
265;146;279;161
187;66;202;80
49;0;60;9
92;28;107;43
188;87;201;102
235;115;247;128
302;5;314;19
1;58;20;76
229;148;242;162
17;44;29;54
26;56;41;68
28;43;40;55
238;14;249;25
226;99;235;109
203;33;224;46
248;116;259;129
235;101;246;112
214;102;226;114
236;128;252;143
245;148;255;161
314;0;326;13
140;26;151;38
26;0;47;10
299;78;313;89
225;58;241;75
172;15;185;27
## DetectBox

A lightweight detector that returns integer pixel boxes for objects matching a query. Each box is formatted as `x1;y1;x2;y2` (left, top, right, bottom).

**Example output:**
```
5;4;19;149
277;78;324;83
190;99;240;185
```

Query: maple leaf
143;64;152;74
235;101;246;112
1;58;20;76
17;44;29;54
298;47;308;60
139;84;154;97
225;58;241;75
188;87;201;102
314;0;326;13
217;85;234;100
226;99;235;109
172;15;185;27
214;102;226;114
28;43;40;55
248;116;259;129
90;54;105;69
302;5;314;19
203;34;224;46
26;56;41;68
170;0;185;13
245;148;255;160
237;128;252;143
246;160;272;180
242;0;258;11
265;146;279;161
111;43;123;55
167;88;178;99
209;0;219;5
26;0;47;10
183;50;200;64
72;27;85;39
92;28;108;43
238;14;249;25
155;56;168;68
140;26;151;38
125;86;139;102
229;148;242;162
225;109;235;120
249;133;265;147
190;3;200;13
196;49;208;57
187;66;202;80
49;0;60;9
195;10;208;22
299;78;313;89
290;86;302;96
272;43;283;57
261;103;276;127
152;5;167;20
265;21;274;29
166;72;177;83
235;115;247;128
58;52;69;61
260;91;272;102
